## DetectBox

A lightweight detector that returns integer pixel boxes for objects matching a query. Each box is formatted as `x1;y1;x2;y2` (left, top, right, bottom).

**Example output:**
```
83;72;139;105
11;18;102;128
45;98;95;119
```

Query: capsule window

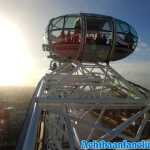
86;17;113;46
49;16;81;59
116;20;136;50
129;25;138;49
129;25;138;37
64;17;80;29
62;16;81;44
50;30;63;44
116;21;129;33
51;17;64;30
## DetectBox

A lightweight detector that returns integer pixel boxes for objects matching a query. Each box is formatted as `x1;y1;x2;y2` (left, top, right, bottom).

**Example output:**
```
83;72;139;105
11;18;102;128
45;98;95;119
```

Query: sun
0;16;34;86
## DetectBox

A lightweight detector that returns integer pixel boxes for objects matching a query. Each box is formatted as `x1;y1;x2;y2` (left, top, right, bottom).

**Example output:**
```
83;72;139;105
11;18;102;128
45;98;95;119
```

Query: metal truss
17;62;150;150
38;62;149;106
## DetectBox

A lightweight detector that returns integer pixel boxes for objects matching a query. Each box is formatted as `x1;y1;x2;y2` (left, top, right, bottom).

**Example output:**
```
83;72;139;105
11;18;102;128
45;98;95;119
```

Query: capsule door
83;16;113;62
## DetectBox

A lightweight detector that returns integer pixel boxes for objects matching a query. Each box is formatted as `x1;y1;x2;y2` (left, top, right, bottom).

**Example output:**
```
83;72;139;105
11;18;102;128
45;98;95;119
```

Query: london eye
17;13;150;150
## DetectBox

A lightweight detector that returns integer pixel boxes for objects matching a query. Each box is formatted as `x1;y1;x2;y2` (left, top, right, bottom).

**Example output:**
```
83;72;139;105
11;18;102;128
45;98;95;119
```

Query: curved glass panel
51;17;64;30
116;20;129;33
64;16;81;44
49;16;81;60
129;25;138;49
129;25;138;37
64;17;80;29
115;20;137;51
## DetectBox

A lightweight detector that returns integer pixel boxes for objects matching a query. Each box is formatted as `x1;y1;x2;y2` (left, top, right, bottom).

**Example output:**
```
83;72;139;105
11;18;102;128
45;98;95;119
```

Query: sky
0;0;150;88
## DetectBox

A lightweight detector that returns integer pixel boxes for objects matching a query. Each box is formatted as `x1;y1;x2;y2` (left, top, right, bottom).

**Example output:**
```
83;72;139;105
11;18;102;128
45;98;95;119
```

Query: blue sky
0;0;150;88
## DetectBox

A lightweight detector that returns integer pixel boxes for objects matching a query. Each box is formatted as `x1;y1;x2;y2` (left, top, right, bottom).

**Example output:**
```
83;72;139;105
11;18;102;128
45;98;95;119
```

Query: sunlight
0;16;34;86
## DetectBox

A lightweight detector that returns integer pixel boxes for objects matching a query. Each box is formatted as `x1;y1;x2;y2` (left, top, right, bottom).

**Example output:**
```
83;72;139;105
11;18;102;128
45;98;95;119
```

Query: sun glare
0;16;34;86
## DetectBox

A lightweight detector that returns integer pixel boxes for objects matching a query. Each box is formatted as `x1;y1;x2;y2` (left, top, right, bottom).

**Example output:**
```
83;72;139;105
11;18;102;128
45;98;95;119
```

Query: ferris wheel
17;13;150;150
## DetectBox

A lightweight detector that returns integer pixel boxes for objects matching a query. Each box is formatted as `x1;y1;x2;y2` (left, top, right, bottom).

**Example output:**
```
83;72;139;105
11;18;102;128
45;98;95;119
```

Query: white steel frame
18;62;150;150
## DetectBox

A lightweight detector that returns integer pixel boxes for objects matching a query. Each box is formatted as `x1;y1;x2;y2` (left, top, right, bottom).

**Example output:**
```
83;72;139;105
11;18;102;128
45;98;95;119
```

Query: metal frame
18;62;150;150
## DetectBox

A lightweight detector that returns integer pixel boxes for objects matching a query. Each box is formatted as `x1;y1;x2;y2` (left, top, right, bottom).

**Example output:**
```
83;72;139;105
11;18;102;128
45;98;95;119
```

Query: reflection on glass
84;16;113;61
51;17;64;30
49;16;81;59
86;17;112;46
116;20;138;50
50;17;81;44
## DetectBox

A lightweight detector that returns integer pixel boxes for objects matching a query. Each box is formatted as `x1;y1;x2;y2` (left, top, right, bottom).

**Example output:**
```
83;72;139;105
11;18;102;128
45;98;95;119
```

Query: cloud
112;61;150;89
121;39;150;62
136;40;150;51
111;40;150;89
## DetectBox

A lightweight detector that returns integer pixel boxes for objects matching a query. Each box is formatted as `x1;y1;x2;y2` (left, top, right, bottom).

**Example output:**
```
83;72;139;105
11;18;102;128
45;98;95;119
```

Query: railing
16;79;44;150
